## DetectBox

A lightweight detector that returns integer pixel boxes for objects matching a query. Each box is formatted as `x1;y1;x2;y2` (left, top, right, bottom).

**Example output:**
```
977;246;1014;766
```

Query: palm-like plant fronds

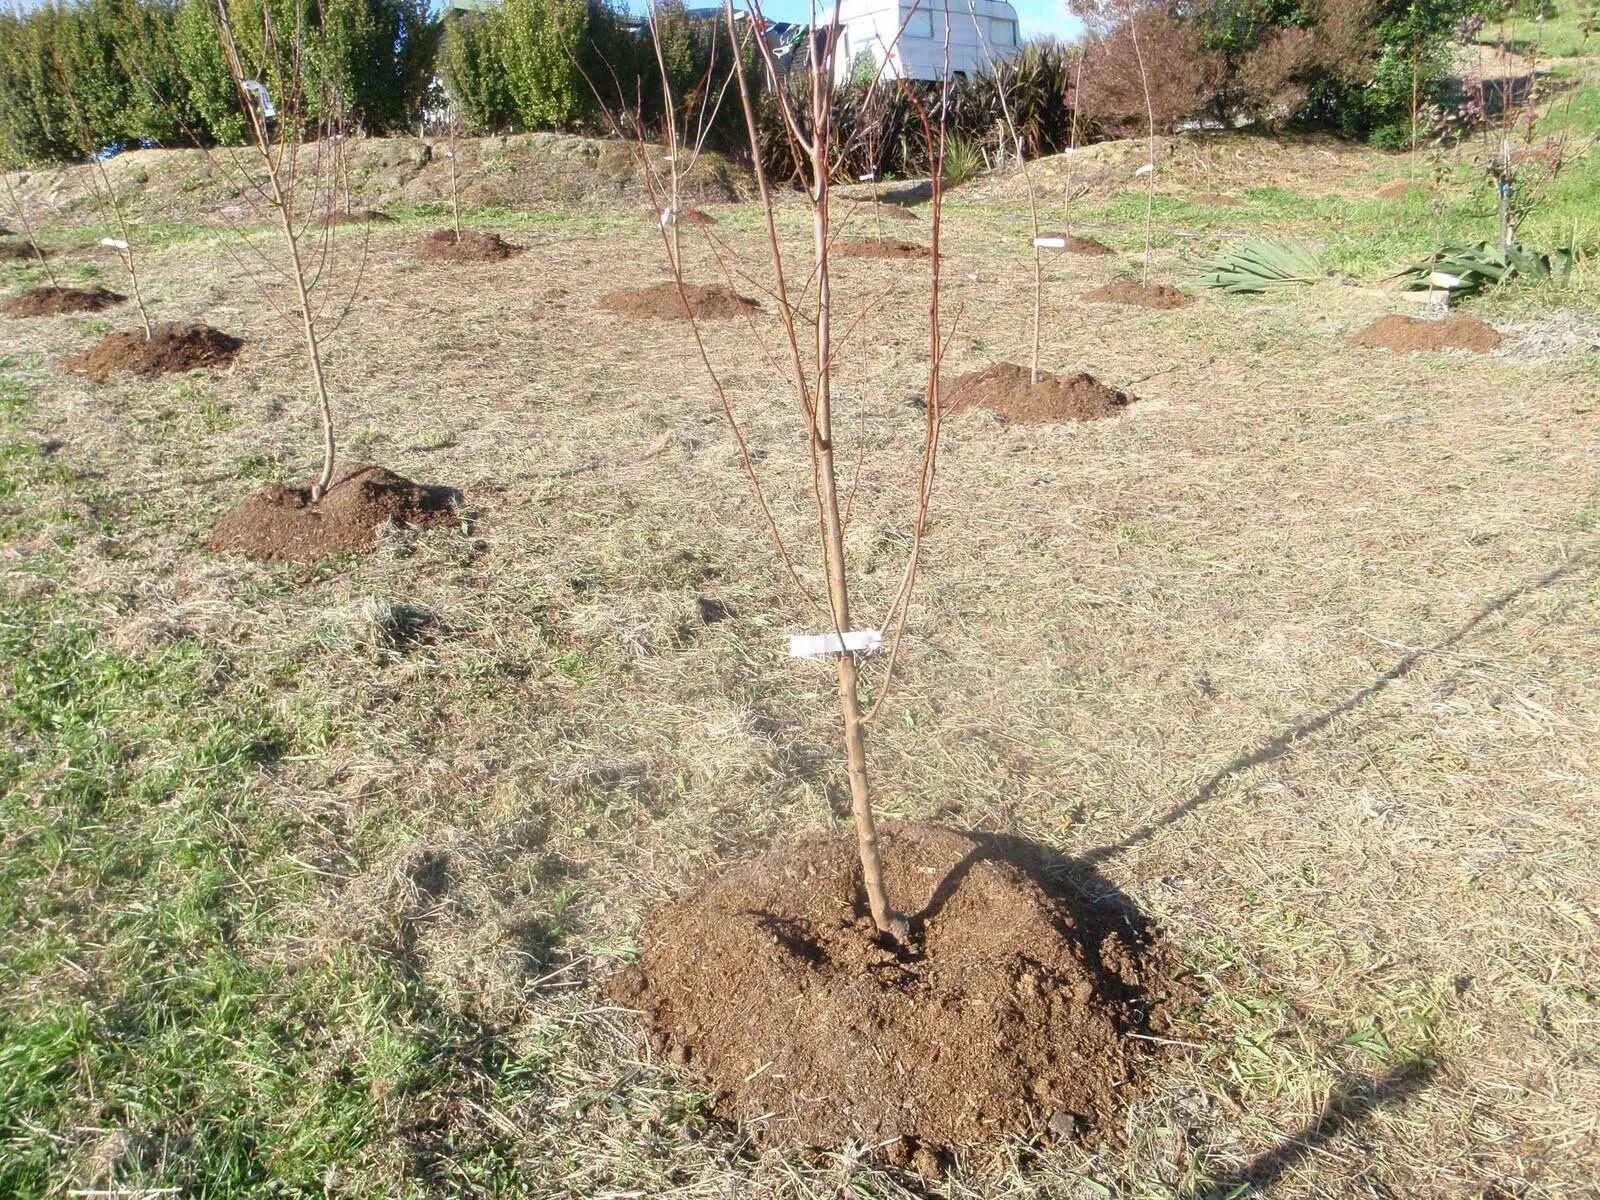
1391;241;1574;298
1191;239;1325;293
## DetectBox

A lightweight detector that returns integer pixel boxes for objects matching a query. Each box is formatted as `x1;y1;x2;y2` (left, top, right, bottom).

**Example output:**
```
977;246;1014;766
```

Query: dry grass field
3;113;1599;1199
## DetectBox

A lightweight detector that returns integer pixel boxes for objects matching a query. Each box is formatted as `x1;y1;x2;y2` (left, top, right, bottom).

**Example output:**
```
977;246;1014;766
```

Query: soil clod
208;464;459;564
2;285;125;317
1349;313;1502;353
836;237;931;259
417;229;522;262
609;823;1178;1154
601;282;758;320
65;322;242;381
947;361;1135;423
1082;276;1196;309
0;240;48;261
1051;234;1115;255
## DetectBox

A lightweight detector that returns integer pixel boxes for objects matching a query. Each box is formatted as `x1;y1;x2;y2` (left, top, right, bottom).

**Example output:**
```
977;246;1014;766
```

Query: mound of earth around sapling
1058;234;1115;255
2;285;125;317
836;237;930;259
65;322;242;381
323;208;393;226
609;822;1179;1157
0;240;48;260
1349;313;1501;353
1190;192;1244;207
418;229;522;262
208;464;459;564
947;361;1135;423
601;282;758;320
1082;276;1195;309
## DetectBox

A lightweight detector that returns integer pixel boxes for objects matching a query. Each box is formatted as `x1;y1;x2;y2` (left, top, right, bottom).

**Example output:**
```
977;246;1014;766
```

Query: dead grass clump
1349;314;1502;353
600;282;759;320
320;820;555;1021
1082;275;1195;309
418;229;522;263
947;361;1135;423
65;322;242;381
2;285;124;317
0;240;47;260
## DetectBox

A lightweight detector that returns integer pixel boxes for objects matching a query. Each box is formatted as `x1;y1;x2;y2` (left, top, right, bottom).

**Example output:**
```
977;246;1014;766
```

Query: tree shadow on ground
1084;554;1592;867
1191;1057;1436;1198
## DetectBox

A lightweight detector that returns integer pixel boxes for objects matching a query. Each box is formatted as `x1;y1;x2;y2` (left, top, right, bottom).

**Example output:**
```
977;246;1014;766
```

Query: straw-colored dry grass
2;136;1598;1199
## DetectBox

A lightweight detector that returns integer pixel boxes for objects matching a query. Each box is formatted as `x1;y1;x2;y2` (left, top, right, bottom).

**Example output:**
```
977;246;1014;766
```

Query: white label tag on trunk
788;629;883;658
658;207;674;228
1033;236;1066;249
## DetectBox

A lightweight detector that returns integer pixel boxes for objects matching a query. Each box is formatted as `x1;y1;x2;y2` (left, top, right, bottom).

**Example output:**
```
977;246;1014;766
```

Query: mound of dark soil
1061;234;1115;255
837;237;930;259
947;361;1135;424
323;208;393;226
0;240;47;261
609;822;1179;1158
417;229;522;262
1082;276;1195;309
208;464;459;564
1349;313;1501;353
872;203;920;221
1190;192;1244;207
2;285;125;317
66;322;243;382
654;208;716;226
601;282;758;320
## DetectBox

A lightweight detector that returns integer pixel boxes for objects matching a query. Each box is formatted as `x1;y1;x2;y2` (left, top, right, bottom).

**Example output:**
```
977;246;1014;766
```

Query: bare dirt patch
323;208;394;227
1190;192;1244;207
947;361;1135;423
2;285;124;317
609;822;1178;1159
1349;313;1502;353
417;229;522;263
1376;179;1423;199
836;237;931;260
1082;276;1196;309
65;322;242;381
600;282;759;320
208;464;459;564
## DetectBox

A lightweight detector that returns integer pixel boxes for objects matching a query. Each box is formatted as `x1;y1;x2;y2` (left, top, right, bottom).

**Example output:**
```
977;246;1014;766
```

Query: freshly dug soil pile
1349;313;1502;353
66;322;243;382
323;208;393;226
1082;276;1195;309
947;361;1135;424
209;464;459;564
610;823;1179;1157
836;237;930;259
656;208;716;226
1376;179;1422;199
0;240;47;261
873;203;920;221
2;285;125;317
417;229;522;262
600;282;758;320
1062;234;1115;255
1190;192;1244;207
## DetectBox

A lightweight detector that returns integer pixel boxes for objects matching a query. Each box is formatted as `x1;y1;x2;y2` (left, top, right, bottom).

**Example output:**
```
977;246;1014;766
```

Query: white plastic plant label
658;207;674;228
1135;162;1154;176
1033;236;1066;249
100;237;130;251
242;79;276;120
858;172;876;182
788;629;883;658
